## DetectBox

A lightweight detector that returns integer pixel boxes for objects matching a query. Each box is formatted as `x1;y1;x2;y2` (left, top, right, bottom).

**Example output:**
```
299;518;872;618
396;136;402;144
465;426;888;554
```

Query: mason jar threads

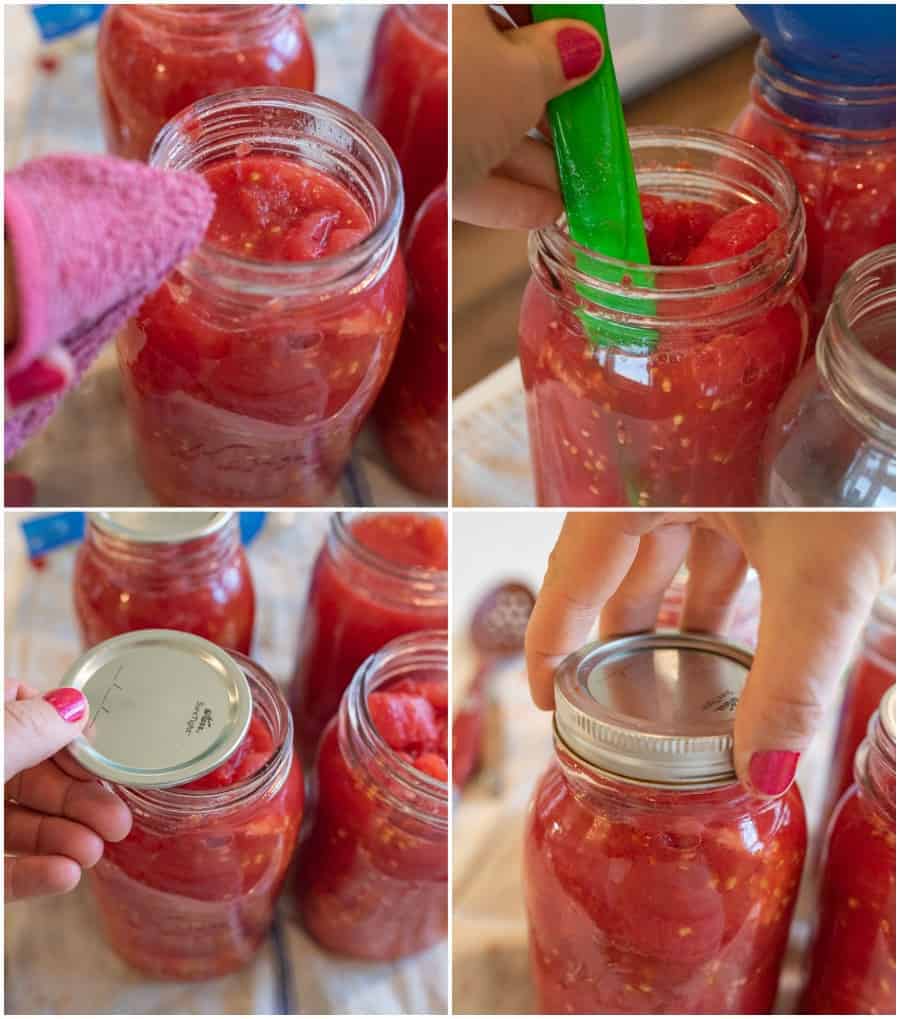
289;512;448;759
763;245;896;507
97;4;315;161
118;88;406;507
824;581;896;821
802;686;896;1014
362;4;448;227
297;631;448;960
523;633;806;1014
732;40;895;332
374;184;449;498
519;128;810;507
63;631;303;980
73;511;255;653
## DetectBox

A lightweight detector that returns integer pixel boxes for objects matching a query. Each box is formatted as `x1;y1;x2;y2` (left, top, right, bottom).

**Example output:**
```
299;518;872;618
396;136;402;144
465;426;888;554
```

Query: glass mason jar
362;4;448;227
523;633;807;1014
86;646;304;980
289;512;448;760
657;567;761;649
763;245;896;507
732;41;895;332
97;4;315;161
520;128;810;507
802;686;896;1014
374;184;448;498
297;631;448;960
823;581;896;822
117;88;406;507
73;511;255;653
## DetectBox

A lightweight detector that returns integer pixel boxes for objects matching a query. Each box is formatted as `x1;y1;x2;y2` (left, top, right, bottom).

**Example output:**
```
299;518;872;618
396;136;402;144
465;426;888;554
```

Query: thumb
733;574;878;798
505;19;605;114
5;688;89;780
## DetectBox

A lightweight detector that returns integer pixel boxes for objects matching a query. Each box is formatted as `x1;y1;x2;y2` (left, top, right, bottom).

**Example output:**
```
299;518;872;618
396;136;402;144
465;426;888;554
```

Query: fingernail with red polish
44;688;88;724
6;360;69;408
748;750;800;796
557;28;604;80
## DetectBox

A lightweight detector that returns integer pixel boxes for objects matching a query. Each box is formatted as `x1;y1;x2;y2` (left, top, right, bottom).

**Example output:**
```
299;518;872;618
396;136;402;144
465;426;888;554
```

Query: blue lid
739;4;896;85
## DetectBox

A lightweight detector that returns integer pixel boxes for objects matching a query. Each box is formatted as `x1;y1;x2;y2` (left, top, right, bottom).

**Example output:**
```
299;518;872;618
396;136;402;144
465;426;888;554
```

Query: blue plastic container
738;4;896;84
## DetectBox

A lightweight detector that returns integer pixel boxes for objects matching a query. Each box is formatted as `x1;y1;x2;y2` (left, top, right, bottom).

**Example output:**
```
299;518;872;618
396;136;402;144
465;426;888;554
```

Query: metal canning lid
880;685;896;744
554;632;753;787
88;511;233;544
63;630;253;788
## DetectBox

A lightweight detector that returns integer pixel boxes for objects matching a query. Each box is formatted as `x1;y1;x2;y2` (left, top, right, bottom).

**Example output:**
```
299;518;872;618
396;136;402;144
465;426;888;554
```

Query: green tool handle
532;4;649;264
531;3;656;352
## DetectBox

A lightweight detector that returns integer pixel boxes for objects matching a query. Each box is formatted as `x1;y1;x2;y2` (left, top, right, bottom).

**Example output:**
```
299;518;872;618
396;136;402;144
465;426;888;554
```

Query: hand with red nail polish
525;512;896;797
453;5;604;228
4;680;132;901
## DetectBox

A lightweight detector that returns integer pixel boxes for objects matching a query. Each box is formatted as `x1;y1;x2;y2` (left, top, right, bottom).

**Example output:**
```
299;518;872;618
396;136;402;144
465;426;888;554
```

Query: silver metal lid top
63;630;253;788
88;511;233;544
880;685;896;744
554;632;753;787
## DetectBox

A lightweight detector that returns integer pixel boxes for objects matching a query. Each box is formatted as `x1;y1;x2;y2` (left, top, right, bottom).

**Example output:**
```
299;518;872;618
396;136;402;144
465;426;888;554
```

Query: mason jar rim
330;512;448;598
530;126;806;331
343;630;449;829
149;87;403;302
754;39;897;110
119;4;294;37
818;244;896;448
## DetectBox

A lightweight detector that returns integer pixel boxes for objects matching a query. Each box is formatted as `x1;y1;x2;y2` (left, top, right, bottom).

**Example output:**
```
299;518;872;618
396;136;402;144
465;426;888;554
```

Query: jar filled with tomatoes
289;512;448;760
118;88;406;506
823;580;896;823
297;630;448;960
520;128;810;507
732;40;895;333
374;184;449;498
362;4;447;227
802;685;896;1014
523;633;806;1013
97;4;315;161
64;630;303;980
762;245;895;507
73;511;255;653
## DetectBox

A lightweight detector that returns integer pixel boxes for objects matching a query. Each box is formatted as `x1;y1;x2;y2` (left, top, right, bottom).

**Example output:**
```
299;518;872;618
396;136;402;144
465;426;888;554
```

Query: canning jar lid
554;632;753;787
88;511;233;544
63;630;253;788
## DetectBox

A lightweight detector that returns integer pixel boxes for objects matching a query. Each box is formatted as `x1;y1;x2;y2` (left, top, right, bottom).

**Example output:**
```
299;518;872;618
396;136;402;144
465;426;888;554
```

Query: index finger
525;513;649;709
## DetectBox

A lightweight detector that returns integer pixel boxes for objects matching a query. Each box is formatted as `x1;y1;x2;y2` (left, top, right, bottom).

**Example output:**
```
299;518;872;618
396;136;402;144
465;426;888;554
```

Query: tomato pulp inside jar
520;130;810;507
374;184;449;497
298;633;448;960
362;4;448;226
118;90;406;506
802;689;896;1015
97;4;315;161
90;661;303;980
525;755;806;1013
73;514;255;653
289;512;448;759
732;44;895;333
